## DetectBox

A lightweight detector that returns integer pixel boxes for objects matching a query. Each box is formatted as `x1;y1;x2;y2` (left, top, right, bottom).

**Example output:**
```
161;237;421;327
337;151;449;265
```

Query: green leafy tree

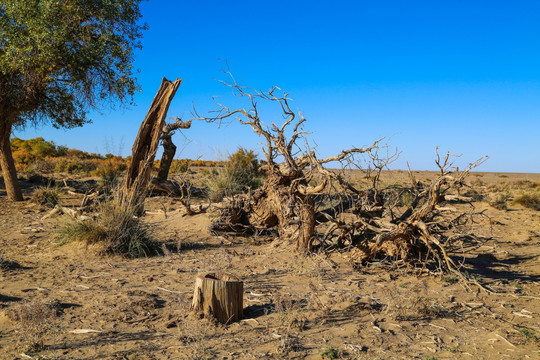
0;0;147;200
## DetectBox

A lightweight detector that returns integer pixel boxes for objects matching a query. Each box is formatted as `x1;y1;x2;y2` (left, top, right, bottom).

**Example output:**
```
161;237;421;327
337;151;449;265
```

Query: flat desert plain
1;170;540;359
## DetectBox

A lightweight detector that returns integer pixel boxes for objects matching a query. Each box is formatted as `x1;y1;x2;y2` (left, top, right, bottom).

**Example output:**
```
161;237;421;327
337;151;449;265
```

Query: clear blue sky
16;1;540;172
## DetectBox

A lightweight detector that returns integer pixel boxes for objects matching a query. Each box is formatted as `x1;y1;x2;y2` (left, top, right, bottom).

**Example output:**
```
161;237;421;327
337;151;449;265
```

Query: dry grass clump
57;198;161;257
273;293;307;331
511;179;540;190
30;185;60;208
7;298;57;353
168;299;221;359
488;193;511;210
513;192;540;210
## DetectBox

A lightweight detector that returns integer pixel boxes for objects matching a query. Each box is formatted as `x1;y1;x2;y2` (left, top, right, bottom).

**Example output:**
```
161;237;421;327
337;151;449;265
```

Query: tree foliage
0;0;146;128
0;0;146;200
11;137;67;165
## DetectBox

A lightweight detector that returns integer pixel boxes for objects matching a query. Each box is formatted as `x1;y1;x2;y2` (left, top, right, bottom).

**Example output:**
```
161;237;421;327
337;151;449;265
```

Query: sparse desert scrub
1;170;540;359
273;293;307;332
511;179;539;190
384;283;456;322
489;192;511;210
57;195;160;257
6;298;57;353
169;299;221;360
92;156;127;192
513;192;540;210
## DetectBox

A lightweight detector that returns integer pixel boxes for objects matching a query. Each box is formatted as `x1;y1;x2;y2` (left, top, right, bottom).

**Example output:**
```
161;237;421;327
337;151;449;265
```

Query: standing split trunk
156;134;176;181
121;77;182;212
0;121;23;201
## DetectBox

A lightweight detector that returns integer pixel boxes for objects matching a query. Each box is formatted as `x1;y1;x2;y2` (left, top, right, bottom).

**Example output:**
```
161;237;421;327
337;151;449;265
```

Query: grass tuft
31;185;60;208
57;197;161;258
205;147;262;202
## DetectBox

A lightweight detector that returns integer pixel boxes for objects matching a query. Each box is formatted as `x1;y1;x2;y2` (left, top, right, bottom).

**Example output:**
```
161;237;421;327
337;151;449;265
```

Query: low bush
205;147;262;202
57;197;161;257
54;158;96;174
489;193;511;211
7;298;57;353
512;179;539;190
92;156;127;192
513;192;540;210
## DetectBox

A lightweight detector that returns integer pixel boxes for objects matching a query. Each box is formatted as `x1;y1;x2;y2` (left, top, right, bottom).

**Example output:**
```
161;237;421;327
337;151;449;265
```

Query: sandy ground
1;171;540;359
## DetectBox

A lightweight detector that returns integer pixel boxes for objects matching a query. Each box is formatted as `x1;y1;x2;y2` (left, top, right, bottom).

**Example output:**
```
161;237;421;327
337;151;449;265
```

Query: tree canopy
0;0;147;200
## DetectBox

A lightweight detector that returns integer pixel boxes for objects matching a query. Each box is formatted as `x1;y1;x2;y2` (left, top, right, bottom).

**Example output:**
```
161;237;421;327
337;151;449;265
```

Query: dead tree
195;71;381;253
156;117;192;181
197;70;490;282
121;77;182;212
146;117;206;215
335;150;489;279
148;116;191;195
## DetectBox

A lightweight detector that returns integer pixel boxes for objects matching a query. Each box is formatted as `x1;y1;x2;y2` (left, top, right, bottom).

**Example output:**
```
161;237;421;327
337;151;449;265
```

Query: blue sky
16;1;540;172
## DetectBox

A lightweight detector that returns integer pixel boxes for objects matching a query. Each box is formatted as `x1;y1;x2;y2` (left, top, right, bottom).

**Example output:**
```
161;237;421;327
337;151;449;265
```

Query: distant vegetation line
10;137;224;176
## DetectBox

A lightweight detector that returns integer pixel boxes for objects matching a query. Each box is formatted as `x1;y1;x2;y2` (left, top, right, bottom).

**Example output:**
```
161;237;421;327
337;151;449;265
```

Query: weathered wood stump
191;272;243;324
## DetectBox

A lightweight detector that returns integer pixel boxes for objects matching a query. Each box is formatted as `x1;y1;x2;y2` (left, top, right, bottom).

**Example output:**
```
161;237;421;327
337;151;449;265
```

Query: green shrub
320;347;339;359
206;147;262;202
513;192;540;210
54;159;83;174
57;198;161;257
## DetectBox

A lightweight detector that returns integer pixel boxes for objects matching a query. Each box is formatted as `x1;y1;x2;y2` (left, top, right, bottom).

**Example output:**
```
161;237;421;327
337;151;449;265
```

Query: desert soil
1;171;540;359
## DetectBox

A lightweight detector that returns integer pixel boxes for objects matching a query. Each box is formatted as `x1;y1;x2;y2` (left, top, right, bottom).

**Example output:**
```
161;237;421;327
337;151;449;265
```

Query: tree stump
191;272;243;324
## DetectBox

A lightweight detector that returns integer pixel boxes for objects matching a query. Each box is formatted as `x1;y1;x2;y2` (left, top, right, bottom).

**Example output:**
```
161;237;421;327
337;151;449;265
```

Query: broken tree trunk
120;78;182;212
156;118;192;181
191;272;243;324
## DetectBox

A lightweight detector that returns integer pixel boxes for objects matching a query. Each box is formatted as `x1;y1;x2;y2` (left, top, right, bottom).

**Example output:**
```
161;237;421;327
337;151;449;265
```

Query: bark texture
121;78;181;210
156;118;191;181
191;272;243;324
0;121;23;201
